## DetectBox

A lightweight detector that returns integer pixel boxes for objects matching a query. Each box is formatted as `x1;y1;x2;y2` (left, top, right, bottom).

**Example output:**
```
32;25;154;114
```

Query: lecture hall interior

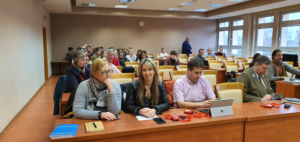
1;0;300;142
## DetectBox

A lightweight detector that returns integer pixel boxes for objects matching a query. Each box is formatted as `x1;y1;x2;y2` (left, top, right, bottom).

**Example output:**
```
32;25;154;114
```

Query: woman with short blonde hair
126;49;137;62
124;58;170;118
73;58;122;121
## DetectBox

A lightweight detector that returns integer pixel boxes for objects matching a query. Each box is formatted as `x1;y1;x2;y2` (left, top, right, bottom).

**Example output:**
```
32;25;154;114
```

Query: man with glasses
205;48;215;58
237;55;275;102
173;58;216;108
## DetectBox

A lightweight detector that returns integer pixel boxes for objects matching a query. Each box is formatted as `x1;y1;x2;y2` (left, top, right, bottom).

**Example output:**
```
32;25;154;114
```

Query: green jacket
237;67;275;102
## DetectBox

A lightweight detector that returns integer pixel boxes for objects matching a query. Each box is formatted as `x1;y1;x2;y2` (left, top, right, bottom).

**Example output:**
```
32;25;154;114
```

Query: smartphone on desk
153;117;166;124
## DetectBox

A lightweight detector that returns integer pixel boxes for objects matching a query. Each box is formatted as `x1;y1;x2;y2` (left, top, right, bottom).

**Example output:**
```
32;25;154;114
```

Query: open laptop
210;99;234;117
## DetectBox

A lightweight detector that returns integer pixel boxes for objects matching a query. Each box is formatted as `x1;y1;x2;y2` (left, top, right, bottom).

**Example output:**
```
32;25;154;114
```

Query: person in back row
118;52;129;67
101;56;121;74
182;37;192;56
237;55;275;102
173;58;215;108
216;47;226;57
249;53;261;67
124;58;170;118
126;49;137;62
136;50;147;62
160;47;168;60
73;58;122;121
67;51;91;92
107;49;120;66
267;49;300;92
164;50;180;66
194;48;206;62
205;48;215;58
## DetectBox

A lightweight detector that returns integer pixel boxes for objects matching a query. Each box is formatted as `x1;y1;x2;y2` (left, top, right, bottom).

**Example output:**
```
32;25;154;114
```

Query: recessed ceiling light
115;5;128;8
180;2;195;5
194;9;207;12
168;8;180;11
228;0;244;2
120;0;136;2
209;4;224;7
89;4;96;7
82;3;96;7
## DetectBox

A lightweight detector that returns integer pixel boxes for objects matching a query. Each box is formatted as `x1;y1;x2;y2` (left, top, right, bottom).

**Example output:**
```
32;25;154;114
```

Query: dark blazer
123;80;170;115
67;65;90;92
182;40;192;56
164;57;180;66
237;67;274;102
119;57;129;67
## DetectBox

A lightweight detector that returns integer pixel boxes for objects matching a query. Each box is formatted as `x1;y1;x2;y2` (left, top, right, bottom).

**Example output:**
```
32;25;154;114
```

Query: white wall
0;0;52;133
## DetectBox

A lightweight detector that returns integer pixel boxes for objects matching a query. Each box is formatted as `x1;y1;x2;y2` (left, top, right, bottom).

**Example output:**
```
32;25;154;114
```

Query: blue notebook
50;124;79;139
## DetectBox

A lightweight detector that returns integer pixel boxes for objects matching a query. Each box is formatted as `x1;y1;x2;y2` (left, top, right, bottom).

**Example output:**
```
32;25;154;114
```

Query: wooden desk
239;101;300;142
275;81;300;98
214;68;225;84
52;101;300;142
51;60;68;74
52;108;246;142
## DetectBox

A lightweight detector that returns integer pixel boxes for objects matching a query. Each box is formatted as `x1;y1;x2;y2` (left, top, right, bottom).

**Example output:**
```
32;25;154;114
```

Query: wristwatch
98;112;102;120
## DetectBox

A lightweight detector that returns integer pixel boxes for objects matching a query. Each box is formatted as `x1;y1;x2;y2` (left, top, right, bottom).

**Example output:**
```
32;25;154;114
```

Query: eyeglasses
99;70;113;75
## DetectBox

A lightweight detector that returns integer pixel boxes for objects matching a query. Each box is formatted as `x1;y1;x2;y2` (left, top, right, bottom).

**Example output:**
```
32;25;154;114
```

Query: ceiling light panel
120;0;136;2
228;0;245;2
179;2;195;6
194;9;207;12
115;5;128;8
168;8;180;11
209;4;224;7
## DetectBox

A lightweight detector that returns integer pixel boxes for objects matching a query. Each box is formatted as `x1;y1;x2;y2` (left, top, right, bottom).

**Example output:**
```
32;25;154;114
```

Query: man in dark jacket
182;37;192;56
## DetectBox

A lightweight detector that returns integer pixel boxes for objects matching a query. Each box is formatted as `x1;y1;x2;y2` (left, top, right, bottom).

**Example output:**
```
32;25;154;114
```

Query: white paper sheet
135;115;158;121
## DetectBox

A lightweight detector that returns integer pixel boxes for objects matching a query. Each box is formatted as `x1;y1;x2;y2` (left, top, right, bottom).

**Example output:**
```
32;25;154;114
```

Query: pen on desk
93;122;97;128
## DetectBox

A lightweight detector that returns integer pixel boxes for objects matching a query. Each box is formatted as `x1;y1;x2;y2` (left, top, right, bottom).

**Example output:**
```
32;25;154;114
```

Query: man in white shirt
160;47;168;60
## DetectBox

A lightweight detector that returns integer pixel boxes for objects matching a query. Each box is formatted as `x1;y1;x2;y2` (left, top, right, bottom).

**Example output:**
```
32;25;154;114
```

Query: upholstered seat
218;89;243;104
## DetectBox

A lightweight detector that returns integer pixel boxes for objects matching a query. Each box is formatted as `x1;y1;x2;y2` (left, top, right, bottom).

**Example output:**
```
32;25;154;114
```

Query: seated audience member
249;53;261;67
86;46;92;56
67;51;91;92
113;50;118;58
101;56;121;74
136;50;147;62
99;47;104;51
205;48;215;58
126;49;137;62
124;49;129;57
267;49;300;92
216;47;226;57
92;48;97;56
194;49;206;61
136;49;142;58
73;58;122;120
237;55;275;102
66;47;73;65
92;48;101;60
101;50;107;57
124;58;170;117
118;52;129;67
160;47;168;60
164;50;180;66
107;49;120;66
108;47;114;50
173;58;216;108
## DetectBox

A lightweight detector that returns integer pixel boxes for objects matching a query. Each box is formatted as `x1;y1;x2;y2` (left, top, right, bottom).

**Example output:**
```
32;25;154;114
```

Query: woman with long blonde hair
124;58;170;118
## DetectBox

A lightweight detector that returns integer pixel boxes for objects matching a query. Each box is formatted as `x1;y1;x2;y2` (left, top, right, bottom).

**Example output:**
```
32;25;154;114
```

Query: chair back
158;66;174;77
208;60;223;69
176;65;187;71
178;58;188;63
224;63;238;72
169;71;187;80
178;54;188;58
284;61;294;66
111;73;135;84
215;82;244;104
156;54;160;59
116;66;122;72
125;62;140;68
242;62;250;70
159;72;164;81
147;54;153;58
247;59;253;63
202;70;217;85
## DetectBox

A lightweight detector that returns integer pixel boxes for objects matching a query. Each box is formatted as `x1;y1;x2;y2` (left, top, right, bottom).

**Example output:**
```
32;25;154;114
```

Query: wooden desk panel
52;108;246;142
275;81;300;98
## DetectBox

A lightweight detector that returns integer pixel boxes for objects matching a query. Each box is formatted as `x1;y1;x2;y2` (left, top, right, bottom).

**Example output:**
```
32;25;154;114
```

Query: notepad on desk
85;121;104;133
50;124;78;139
